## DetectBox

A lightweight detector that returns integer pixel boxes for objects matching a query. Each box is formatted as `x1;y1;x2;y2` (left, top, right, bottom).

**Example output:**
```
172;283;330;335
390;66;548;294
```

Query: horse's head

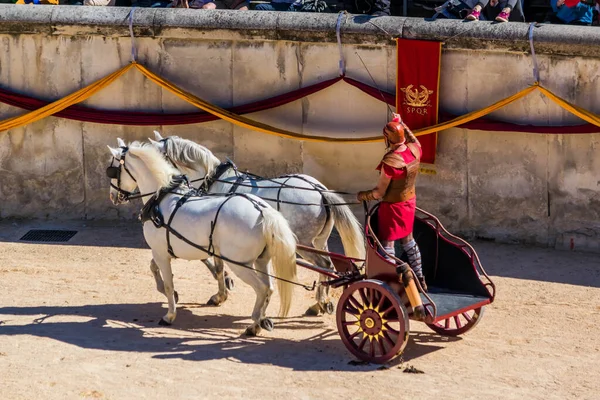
106;139;138;205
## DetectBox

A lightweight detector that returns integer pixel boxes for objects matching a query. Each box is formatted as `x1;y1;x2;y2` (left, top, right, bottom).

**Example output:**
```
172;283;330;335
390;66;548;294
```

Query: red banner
396;39;442;164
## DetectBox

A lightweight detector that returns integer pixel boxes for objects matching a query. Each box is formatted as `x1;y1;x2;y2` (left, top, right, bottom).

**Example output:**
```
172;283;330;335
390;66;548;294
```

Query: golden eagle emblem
400;84;434;108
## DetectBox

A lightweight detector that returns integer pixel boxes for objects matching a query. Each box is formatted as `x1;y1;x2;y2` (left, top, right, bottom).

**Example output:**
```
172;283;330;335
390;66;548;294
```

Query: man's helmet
383;121;405;145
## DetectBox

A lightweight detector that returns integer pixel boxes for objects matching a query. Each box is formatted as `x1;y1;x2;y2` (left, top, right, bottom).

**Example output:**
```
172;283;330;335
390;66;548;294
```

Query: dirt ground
0;219;599;400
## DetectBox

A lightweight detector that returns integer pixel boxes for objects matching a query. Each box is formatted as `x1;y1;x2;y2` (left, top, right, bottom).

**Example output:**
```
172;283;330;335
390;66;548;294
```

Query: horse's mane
164;136;221;177
127;141;180;190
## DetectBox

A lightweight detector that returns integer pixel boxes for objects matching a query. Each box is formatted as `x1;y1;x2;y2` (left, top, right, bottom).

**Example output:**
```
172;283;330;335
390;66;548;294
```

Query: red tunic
376;145;422;241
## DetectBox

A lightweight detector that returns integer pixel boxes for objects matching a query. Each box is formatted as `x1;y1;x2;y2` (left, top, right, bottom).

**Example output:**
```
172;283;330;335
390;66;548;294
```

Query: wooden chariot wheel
336;279;410;364
426;307;485;337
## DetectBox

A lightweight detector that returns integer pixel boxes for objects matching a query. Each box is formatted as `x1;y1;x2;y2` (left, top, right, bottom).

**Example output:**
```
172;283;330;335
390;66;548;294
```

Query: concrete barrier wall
0;7;598;252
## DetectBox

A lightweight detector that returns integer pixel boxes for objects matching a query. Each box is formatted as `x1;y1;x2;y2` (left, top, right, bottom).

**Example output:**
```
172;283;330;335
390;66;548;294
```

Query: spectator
254;0;300;11
170;0;216;7
215;0;248;9
14;0;59;3
549;0;595;25
342;0;390;16
83;0;116;4
465;0;516;21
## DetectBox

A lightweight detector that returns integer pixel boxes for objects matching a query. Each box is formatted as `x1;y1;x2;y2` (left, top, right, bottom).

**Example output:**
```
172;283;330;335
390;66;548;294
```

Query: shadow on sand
472;241;600;288
0;302;458;371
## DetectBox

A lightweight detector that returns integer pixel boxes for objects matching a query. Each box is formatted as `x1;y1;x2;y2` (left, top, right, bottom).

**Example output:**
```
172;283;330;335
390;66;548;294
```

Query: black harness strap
229;174;246;194
203;161;235;192
165;190;195;258
207;195;236;254
276;177;293;212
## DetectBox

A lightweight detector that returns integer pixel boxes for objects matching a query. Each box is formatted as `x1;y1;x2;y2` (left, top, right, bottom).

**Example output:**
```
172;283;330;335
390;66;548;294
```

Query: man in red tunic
357;114;427;292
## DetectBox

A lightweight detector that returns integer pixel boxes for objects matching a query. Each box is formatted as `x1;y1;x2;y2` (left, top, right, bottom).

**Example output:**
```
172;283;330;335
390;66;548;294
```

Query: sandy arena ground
0;219;599;400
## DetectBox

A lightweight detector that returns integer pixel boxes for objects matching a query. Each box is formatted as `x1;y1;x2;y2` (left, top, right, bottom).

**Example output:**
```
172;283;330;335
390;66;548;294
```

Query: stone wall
0;6;598;252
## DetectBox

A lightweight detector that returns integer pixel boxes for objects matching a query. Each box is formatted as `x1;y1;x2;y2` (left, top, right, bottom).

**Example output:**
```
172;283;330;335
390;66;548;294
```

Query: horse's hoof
158;318;171;326
244;326;260;336
323;301;335;315
207;298;218;306
225;276;235;291
174;291;179;304
207;294;223;306
304;304;321;317
260;318;274;332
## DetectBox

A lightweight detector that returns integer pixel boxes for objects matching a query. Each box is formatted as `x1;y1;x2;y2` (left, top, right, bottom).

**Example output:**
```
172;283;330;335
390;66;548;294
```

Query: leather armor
381;143;420;203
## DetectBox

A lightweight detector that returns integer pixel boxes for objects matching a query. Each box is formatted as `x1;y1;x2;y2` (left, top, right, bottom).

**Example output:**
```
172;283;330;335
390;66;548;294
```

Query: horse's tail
261;206;298;318
322;192;366;259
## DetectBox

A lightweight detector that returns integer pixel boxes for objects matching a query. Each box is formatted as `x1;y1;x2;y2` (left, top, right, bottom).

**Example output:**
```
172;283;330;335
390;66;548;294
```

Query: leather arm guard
403;124;418;144
357;190;377;202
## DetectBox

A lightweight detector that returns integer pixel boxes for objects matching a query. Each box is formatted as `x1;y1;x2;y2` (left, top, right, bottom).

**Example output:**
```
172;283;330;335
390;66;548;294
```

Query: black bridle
159;138;181;170
106;146;153;202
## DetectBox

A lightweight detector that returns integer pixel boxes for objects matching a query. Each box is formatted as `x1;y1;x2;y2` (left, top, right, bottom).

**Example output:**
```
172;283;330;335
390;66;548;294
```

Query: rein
188;159;359;207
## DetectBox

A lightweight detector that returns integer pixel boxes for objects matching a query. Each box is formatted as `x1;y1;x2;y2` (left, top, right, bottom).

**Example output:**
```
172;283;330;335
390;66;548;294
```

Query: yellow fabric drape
0;64;134;132
537;86;600;128
134;64;384;143
1;61;599;140
413;84;539;136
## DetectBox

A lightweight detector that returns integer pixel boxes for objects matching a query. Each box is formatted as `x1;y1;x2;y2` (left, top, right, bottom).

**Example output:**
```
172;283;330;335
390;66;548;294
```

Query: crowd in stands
3;0;599;26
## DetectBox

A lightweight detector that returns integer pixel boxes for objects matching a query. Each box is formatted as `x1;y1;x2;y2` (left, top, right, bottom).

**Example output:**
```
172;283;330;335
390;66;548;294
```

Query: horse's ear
148;138;160;147
153;130;164;141
117;138;126;147
107;145;121;159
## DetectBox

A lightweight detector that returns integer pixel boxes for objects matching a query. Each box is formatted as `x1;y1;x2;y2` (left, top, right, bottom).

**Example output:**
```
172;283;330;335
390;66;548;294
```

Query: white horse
149;131;366;316
106;141;298;335
114;137;236;294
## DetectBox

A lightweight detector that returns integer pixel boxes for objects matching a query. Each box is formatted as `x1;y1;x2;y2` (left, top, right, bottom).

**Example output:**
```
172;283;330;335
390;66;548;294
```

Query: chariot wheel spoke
357;335;369;352
376;337;386;356
376;292;386;310
368;288;374;308
381;305;395;317
348;294;362;310
382;330;395;347
343;305;360;316
343;320;359;326
358;288;369;306
349;330;362;340
384;322;400;335
453;315;463;329
369;340;375;358
425;307;484;337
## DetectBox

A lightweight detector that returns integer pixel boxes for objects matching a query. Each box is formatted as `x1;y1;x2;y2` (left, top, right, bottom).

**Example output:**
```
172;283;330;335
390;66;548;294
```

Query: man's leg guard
403;239;427;291
378;244;396;263
396;261;425;320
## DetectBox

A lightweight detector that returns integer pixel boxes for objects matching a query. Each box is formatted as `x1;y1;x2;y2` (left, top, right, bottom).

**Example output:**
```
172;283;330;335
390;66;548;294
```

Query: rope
335;12;346;77
128;8;137;63
528;22;540;84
